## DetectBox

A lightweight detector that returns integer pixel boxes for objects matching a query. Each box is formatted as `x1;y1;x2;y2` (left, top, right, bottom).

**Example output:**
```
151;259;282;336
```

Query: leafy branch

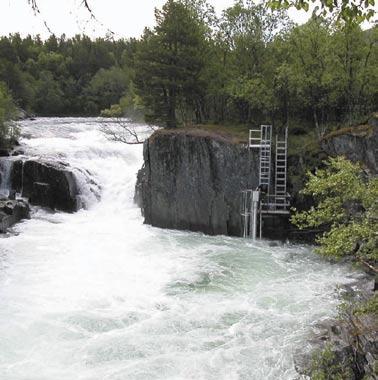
268;0;376;23
291;157;378;266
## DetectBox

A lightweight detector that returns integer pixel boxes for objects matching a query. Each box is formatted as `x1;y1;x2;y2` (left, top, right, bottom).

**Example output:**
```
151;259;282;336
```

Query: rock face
11;159;81;212
294;277;377;380
321;115;378;174
0;198;30;232
136;129;262;236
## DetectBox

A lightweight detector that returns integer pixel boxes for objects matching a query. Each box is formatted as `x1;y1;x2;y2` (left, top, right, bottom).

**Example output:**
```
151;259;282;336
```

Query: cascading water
0;158;13;197
0;118;360;380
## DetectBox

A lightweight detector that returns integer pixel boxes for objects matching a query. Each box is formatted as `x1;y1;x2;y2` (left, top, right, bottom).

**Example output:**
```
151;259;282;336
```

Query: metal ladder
249;125;272;195
274;127;288;211
259;125;272;195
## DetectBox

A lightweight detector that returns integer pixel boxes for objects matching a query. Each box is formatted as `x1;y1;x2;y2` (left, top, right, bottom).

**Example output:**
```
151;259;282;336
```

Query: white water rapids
0;118;360;380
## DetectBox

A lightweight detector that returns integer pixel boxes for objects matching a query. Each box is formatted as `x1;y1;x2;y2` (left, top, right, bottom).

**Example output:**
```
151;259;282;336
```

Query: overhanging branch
100;119;158;145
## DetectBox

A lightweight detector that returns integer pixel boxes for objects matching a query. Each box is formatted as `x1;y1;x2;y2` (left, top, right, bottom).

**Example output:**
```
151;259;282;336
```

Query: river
0;118;359;380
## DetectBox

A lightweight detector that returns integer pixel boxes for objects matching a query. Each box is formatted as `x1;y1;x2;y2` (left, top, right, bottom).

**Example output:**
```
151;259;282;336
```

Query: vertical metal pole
251;191;260;240
243;192;248;238
252;200;257;240
259;201;263;239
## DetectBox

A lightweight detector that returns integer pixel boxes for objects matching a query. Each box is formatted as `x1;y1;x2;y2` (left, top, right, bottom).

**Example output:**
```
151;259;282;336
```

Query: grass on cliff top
151;113;376;150
152;123;250;144
322;112;377;141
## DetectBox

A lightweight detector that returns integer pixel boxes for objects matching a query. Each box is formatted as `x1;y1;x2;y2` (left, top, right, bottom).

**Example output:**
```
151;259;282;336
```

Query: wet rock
11;148;24;157
136;130;269;236
0;198;30;232
11;159;81;212
31;182;52;209
295;277;377;379
0;148;10;157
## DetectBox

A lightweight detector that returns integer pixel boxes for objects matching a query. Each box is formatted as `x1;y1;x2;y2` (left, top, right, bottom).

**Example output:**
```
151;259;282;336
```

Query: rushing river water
0;118;359;380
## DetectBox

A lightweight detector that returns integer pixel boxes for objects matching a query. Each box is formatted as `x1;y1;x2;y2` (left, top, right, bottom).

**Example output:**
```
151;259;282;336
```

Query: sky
0;0;313;40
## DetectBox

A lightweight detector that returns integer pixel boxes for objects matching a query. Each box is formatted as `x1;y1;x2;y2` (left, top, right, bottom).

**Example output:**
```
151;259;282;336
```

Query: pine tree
135;0;207;128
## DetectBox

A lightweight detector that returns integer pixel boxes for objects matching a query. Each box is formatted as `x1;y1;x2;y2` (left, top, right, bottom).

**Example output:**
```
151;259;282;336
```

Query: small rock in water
0;198;30;233
268;241;280;247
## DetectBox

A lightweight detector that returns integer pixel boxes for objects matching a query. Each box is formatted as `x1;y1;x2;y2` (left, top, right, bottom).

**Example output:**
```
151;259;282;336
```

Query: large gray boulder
11;159;81;212
135;129;260;236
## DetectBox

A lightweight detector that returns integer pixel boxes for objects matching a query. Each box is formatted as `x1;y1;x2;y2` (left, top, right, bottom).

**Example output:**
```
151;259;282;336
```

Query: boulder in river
0;198;30;232
136;129;262;236
11;159;81;212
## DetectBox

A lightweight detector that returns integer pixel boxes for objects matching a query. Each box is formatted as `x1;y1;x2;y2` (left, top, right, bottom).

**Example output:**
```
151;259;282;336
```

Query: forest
0;0;377;135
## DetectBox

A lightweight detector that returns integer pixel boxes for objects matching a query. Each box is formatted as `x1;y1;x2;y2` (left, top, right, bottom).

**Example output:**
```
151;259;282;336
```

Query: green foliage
353;293;378;316
0;1;376;127
0;33;134;116
310;344;354;380
268;0;376;24
292;157;378;262
86;67;130;113
135;0;208;128
100;104;123;118
0;82;18;148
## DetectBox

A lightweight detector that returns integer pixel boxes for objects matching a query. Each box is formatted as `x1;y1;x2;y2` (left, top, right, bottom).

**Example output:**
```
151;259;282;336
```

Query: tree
330;23;378;124
268;0;376;23
0;82;18;148
135;0;208;128
292;157;378;267
86;67;130;113
34;71;65;115
283;17;334;137
216;1;291;123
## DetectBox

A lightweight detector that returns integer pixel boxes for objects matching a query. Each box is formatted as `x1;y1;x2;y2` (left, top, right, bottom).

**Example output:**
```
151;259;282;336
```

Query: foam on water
0;118;360;380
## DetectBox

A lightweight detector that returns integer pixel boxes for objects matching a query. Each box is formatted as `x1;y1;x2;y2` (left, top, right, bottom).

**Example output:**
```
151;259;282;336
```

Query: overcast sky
0;0;312;40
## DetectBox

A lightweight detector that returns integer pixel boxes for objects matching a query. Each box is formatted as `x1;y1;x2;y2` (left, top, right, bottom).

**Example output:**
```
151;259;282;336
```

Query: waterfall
0;158;13;197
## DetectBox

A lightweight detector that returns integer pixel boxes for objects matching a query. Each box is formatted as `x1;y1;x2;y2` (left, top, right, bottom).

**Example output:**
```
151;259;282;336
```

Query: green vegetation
135;0;208;128
269;0;376;23
0;34;137;116
310;344;354;380
0;0;376;130
0;82;18;148
353;293;378;316
292;157;378;266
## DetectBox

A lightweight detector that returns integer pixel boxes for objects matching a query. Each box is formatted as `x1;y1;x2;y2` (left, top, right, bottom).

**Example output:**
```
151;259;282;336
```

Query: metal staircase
241;125;290;239
248;125;272;193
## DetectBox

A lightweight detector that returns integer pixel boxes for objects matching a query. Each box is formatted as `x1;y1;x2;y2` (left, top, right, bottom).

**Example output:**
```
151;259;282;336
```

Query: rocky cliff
136;116;377;239
136;129;260;236
11;159;81;212
321;114;378;174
